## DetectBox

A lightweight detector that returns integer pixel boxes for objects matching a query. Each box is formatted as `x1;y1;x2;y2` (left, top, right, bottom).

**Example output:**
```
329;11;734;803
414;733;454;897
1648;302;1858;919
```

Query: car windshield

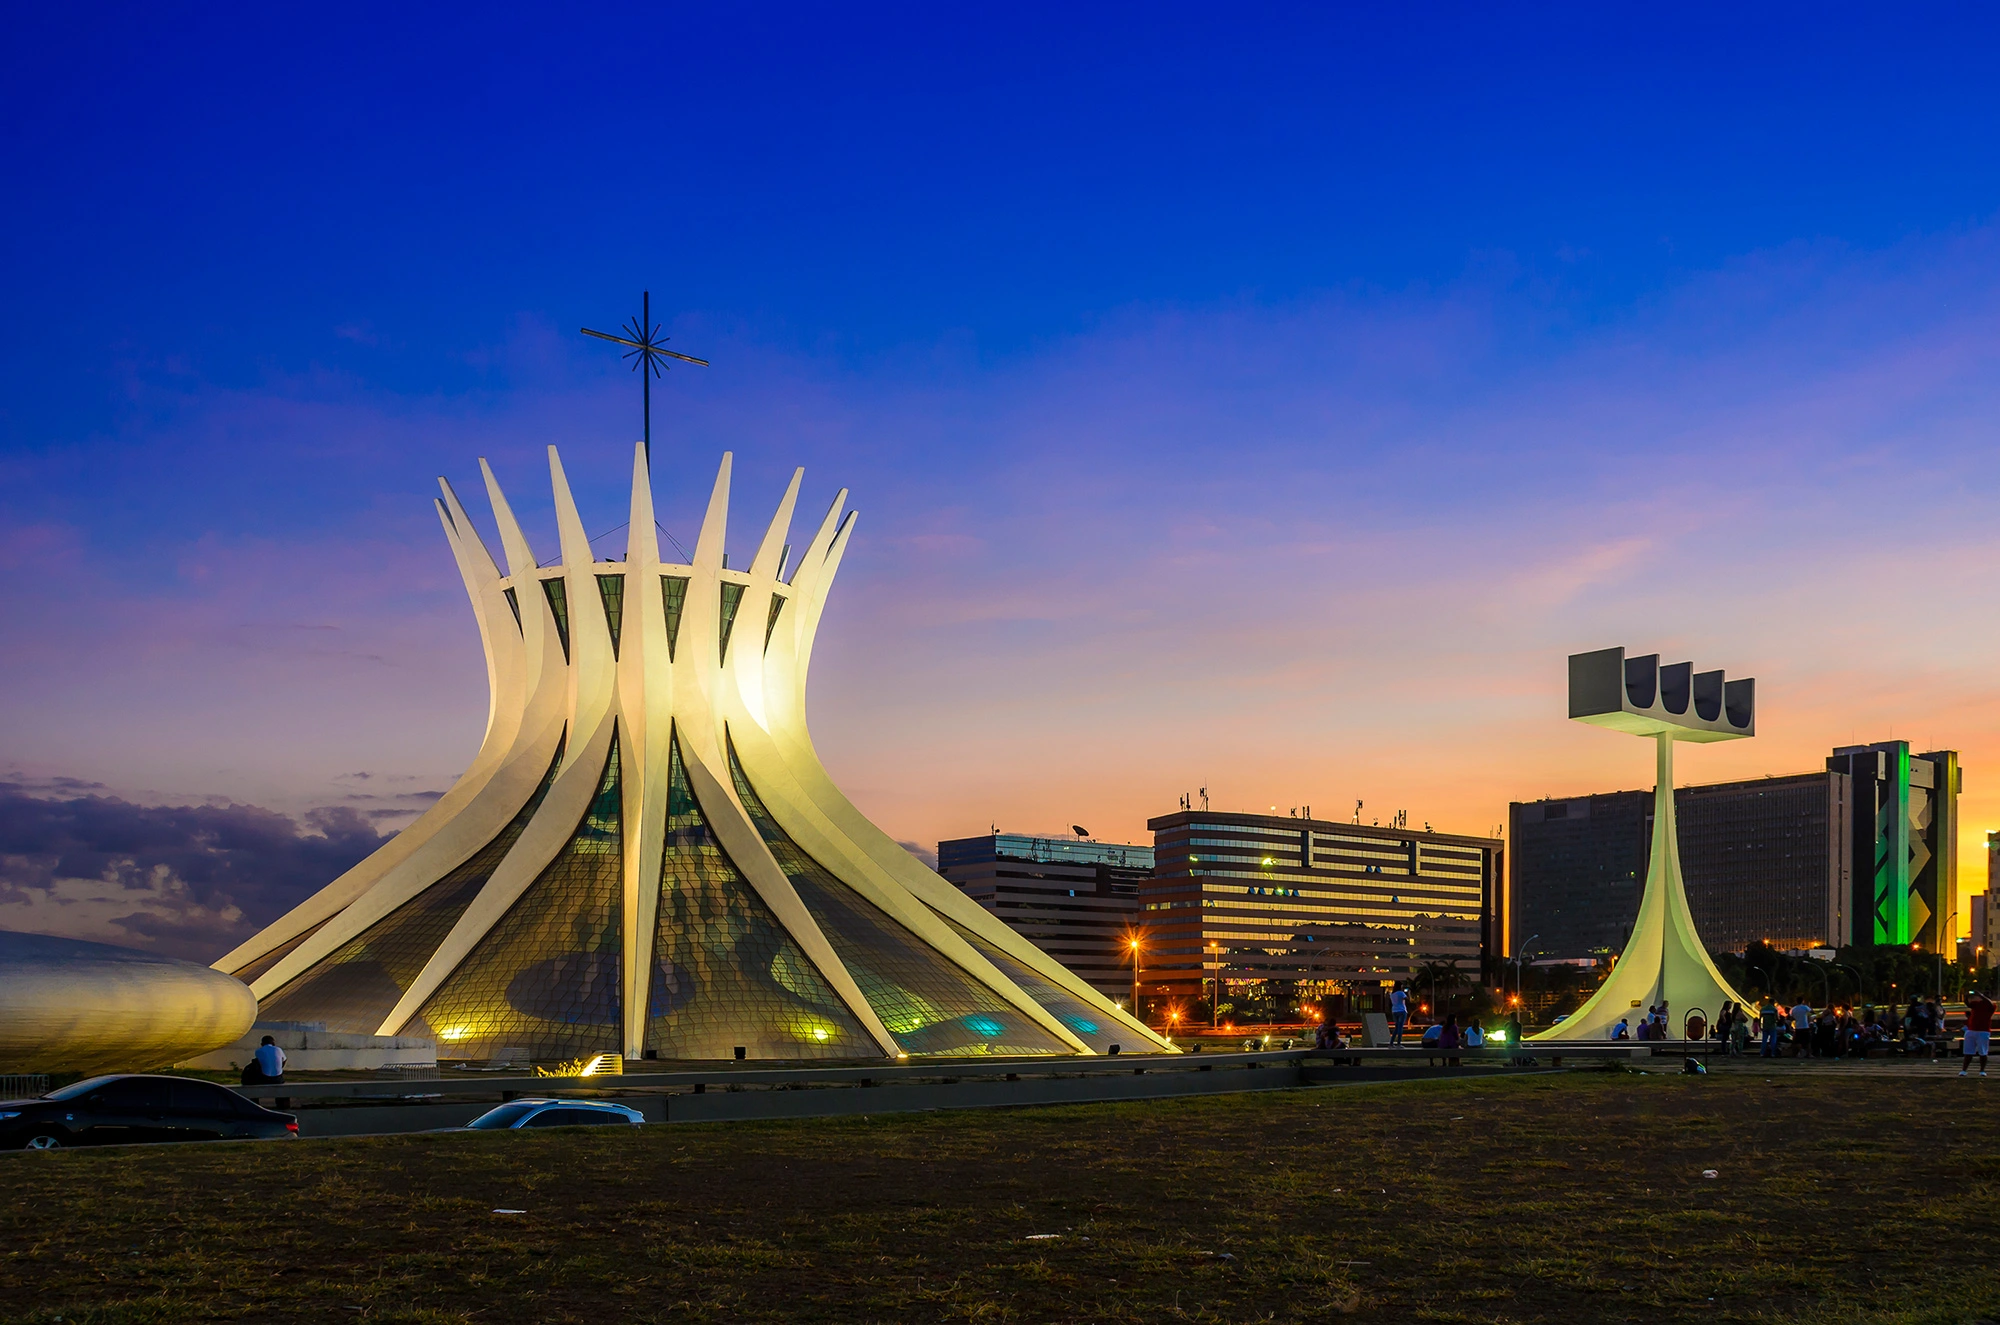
466;1102;544;1129
43;1075;123;1101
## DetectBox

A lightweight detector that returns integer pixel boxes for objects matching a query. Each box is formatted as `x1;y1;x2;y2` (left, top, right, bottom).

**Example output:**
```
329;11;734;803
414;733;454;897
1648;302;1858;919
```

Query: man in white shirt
253;1035;286;1082
1791;1000;1813;1057
1389;986;1409;1046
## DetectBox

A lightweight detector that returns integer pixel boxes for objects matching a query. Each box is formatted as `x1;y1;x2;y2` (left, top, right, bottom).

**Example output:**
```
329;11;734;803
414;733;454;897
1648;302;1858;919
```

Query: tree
1411;959;1468;1014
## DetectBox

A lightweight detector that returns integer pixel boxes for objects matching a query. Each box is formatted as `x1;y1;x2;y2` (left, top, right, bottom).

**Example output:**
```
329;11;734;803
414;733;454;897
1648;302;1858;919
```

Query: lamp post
1512;936;1540;1008
1207;941;1221;1028
1938;910;1960;1004
1831;960;1868;1006
1128;935;1143;1022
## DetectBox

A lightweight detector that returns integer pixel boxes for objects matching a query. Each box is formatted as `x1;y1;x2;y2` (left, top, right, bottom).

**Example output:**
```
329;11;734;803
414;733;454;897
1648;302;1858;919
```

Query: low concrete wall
180;1028;437;1073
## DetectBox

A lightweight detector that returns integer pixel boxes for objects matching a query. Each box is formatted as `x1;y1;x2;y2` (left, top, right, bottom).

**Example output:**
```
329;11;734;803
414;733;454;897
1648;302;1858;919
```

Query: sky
7;7;2000;959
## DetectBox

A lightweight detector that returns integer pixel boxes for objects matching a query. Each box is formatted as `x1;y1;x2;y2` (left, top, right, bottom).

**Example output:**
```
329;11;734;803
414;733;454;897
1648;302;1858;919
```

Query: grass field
6;1068;2000;1324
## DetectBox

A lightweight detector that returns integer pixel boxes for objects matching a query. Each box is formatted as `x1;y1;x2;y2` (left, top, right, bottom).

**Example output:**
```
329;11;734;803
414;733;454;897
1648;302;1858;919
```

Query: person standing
1791;997;1813;1058
1389;985;1410;1046
1962;989;1996;1078
1759;995;1781;1057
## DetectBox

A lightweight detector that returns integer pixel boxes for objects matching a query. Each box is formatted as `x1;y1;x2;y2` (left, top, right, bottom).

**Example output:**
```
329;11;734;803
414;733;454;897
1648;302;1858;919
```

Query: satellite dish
1072;825;1090;838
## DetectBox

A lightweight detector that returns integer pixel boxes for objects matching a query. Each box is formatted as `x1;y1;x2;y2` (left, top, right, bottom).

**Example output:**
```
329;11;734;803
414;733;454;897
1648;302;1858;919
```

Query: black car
1;1074;299;1150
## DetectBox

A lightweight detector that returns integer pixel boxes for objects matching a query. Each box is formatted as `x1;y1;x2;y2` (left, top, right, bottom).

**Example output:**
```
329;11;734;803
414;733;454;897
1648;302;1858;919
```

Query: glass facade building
1139;811;1501;1017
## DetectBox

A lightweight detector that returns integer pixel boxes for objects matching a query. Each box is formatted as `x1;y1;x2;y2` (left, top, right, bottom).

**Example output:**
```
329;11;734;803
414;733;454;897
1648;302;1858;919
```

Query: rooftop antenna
581;290;709;464
1199;786;1209;812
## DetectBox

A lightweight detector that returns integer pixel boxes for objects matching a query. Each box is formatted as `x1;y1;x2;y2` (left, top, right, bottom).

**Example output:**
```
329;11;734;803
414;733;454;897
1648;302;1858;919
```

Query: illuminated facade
215;446;1168;1062
1138;810;1500;1018
1;931;257;1075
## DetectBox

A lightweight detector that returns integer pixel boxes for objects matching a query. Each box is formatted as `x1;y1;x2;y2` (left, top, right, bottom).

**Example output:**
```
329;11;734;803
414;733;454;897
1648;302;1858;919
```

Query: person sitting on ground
1962;989;1996;1078
1612;1017;1631;1041
1438;1013;1461;1065
241;1034;286;1085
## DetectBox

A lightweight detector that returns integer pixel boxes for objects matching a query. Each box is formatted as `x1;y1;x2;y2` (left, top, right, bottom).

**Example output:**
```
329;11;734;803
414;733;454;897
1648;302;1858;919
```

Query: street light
1206;941;1222;1028
1128;935;1143;1020
1938;910;1960;1003
1511;935;1541;1009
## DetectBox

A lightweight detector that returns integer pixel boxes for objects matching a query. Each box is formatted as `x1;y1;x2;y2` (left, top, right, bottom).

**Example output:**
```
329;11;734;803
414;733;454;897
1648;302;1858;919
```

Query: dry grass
5;1071;2000;1323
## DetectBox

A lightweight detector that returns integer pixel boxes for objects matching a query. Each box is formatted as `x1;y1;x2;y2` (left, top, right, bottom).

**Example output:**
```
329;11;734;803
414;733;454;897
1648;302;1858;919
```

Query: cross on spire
581;291;708;462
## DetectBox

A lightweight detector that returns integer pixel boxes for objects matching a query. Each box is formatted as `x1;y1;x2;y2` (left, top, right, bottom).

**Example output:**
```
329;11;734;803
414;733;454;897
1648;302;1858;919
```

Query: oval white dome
0;931;257;1075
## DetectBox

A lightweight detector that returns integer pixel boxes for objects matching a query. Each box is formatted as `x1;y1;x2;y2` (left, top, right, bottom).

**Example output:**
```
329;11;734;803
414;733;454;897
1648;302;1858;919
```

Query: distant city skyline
7;11;2000;958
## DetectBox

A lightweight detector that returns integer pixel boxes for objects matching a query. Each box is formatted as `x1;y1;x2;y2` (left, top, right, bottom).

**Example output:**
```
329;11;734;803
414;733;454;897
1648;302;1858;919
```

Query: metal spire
581;291;708;462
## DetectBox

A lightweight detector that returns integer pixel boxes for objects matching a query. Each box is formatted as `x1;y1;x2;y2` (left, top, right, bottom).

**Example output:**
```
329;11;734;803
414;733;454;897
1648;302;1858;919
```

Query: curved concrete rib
231;447;1168;1062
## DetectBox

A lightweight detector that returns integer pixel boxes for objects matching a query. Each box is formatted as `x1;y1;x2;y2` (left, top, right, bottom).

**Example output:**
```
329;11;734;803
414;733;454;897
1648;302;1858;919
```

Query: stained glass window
257;737;567;1034
542;578;571;662
407;732;623;1062
943;918;1127;1053
502;586;522;634
764;593;786;652
646;731;876;1060
718;582;746;663
725;736;1067;1057
596;574;625;657
661;575;688;661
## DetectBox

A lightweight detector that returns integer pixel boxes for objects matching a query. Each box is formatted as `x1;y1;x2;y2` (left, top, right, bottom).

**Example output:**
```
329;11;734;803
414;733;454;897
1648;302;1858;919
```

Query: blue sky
7;7;2000;954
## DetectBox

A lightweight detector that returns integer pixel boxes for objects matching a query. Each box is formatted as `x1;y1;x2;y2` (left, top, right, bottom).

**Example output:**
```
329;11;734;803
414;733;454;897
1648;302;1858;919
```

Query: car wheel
23;1134;64;1151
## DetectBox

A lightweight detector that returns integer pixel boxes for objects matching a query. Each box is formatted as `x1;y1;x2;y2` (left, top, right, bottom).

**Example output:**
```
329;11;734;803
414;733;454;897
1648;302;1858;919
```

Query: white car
463;1098;645;1130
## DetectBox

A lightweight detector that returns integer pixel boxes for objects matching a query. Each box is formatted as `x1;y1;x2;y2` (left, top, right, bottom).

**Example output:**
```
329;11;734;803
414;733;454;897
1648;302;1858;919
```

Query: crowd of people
1305;983;2000;1076
1688;993;1967;1060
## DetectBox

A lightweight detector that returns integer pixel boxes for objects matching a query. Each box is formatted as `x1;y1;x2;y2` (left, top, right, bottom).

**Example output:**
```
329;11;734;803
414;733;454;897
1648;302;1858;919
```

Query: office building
937;834;1153;1001
1967;831;2000;970
1139;810;1502;1019
1508;740;1959;960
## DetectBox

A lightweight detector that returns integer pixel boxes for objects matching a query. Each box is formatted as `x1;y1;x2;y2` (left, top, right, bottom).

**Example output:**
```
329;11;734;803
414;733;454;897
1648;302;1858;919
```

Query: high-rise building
1826;743;1959;951
1508;740;1959;960
1139;810;1502;1018
937;834;1152;1001
1966;831;2000;970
